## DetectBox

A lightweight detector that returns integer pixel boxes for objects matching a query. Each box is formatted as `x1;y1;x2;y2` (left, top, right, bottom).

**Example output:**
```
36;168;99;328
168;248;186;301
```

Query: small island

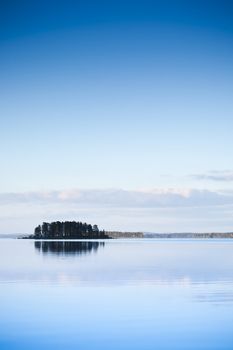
23;221;111;239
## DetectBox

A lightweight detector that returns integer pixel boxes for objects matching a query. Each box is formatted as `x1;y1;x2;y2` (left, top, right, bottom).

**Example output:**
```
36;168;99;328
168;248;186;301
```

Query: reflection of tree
34;241;105;256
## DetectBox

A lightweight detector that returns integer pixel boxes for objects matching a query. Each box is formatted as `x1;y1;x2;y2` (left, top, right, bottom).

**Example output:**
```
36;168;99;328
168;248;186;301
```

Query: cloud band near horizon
1;187;233;234
1;188;233;208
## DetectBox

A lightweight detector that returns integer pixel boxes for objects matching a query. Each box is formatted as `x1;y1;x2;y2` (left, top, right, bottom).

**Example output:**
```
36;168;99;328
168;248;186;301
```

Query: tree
93;225;99;232
42;222;49;237
34;225;41;238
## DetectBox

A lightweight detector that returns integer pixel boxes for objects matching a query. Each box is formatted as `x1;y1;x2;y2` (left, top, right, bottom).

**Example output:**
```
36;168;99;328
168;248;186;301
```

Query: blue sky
0;0;233;233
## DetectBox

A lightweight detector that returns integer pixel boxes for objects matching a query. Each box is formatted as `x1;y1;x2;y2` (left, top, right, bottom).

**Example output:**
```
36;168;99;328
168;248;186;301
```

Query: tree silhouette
33;221;110;239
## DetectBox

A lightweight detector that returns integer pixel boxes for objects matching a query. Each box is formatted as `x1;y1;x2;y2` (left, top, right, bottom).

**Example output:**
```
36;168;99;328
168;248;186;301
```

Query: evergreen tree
32;221;109;239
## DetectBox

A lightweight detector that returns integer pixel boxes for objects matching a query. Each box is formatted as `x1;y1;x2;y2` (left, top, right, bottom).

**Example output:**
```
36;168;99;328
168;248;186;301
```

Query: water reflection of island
34;241;105;256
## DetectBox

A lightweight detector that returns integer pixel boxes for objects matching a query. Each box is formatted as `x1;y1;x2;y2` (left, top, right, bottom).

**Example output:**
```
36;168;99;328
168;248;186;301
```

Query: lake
0;239;233;349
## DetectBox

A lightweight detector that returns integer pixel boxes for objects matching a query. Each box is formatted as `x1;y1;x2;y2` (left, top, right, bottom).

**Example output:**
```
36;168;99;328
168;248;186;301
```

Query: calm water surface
0;239;233;349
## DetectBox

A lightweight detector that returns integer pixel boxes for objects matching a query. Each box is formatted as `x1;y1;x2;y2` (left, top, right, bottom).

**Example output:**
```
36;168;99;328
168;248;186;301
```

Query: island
23;221;111;239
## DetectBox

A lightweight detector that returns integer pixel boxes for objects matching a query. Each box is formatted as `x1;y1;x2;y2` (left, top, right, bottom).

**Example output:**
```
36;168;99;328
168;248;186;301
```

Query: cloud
2;188;233;234
0;188;233;208
191;170;233;182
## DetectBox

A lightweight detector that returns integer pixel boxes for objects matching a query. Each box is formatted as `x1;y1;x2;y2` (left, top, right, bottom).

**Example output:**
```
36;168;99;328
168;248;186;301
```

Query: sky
0;0;233;233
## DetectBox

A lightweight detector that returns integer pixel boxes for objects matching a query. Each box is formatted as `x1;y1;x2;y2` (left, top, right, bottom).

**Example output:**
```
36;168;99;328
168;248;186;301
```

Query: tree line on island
25;221;110;239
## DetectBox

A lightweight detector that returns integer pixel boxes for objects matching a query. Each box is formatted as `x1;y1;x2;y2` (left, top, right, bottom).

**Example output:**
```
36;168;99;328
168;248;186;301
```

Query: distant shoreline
144;232;233;239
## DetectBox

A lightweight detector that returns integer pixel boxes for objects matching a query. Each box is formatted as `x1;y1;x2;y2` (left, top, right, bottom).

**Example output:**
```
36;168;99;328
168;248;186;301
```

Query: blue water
0;239;233;349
